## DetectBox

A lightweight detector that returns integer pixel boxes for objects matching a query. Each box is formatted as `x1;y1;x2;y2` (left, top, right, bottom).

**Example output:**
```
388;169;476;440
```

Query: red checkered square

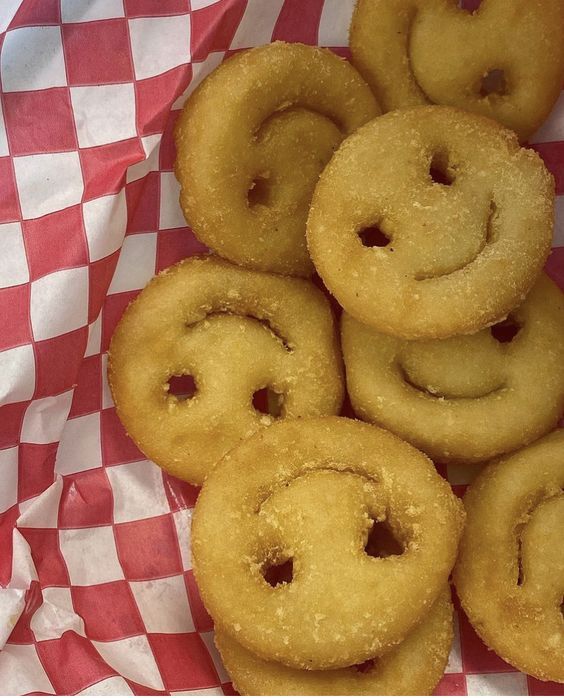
532;142;564;195
148;632;219;692
89;251;120;323
272;0;325;43
71;581;144;641
9;580;43;645
190;0;246;61
125;0;188;15
34;327;88;399
126;172;160;234
155;227;207;272
17;442;57;502
4;89;77;157
434;673;467;696
19;528;69;586
0;402;27;450
0;505;18;585
69;355;102;418
100;406;145;466
546;246;564;290
157;111;178;171
527;676;564;696
0;157;21;222
185;570;213;632
10;0;61;27
136;65;191;136
37;631;115;695
62;20;134;86
81;139;144;202
162;472;199;511
114;514;183;580
58;468;113;528
22;205;88;281
459;610;515;673
126;678;167;695
101;291;139;352
0;284;32;351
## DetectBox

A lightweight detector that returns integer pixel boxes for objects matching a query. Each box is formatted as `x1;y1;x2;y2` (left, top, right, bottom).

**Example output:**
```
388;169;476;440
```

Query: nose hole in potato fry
458;0;483;13
167;374;197;401
358;225;391;248
364;520;404;558
353;658;376;674
247;175;271;207
480;69;507;98
262;557;294;587
489;316;521;344
429;151;455;186
253;387;285;418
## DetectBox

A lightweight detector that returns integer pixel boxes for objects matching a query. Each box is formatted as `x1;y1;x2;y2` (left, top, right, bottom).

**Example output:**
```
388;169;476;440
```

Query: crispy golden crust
342;274;564;463
192;417;464;670
454;430;564;682
215;589;453;696
349;0;564;141
174;41;380;277
307;106;553;339
108;257;343;485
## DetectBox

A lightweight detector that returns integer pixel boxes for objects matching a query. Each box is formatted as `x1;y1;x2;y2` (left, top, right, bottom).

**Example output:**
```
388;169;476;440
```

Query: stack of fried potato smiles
109;1;564;693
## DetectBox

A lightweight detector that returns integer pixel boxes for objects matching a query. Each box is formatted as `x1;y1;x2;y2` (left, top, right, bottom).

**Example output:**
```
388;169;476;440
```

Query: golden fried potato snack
342;274;564;463
192;417;464;670
307;106;554;339
215;589;453;696
108;257;343;485
349;0;564;141
175;41;380;277
454;431;564;682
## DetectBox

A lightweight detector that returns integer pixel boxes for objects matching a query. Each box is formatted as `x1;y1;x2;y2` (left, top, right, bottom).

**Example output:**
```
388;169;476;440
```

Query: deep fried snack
307;106;554;339
192;417;464;669
215;589;453;696
349;0;564;142
108;257;343;485
342;274;564;463
454;431;564;682
175;41;380;277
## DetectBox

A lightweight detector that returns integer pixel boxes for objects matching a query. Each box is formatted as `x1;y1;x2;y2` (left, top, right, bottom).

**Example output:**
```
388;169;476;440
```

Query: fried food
454;430;564;682
307;106;554;339
342;274;564;463
349;0;564;141
174;41;380;277
192;417;464;670
108;257;343;485
215;588;453;696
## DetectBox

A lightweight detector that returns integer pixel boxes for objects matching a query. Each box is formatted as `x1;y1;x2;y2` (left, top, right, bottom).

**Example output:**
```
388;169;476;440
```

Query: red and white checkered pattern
0;0;563;694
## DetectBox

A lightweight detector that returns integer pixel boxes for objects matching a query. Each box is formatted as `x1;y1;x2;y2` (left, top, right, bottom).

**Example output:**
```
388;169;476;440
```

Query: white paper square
18;477;62;528
0;588;26;648
130;575;195;633
318;0;355;46
230;0;284;49
13;151;84;220
71;84;136;149
531;91;564;144
554;195;564;248
173;508;193;571
61;0;125;23
0;99;9;157
172;52;224;109
190;0;222;8
171;690;223;696
0;222;29;288
129;15;190;80
0;344;35;405
83;191;127;263
126;134;161;183
159;172;185;230
0;447;18;514
59;526;124;586
85;314;102;357
201;632;230;683
445;613;462;673
93;636;164;691
108;233;156;294
101;353;114;410
21;391;73;444
1;26;67;92
107;460;170;523
0;643;54;695
30;266;88;341
30;585;86;642
10;529;39;588
0;0;25;34
55;413;102;475
78;677;133;696
465;672;528;696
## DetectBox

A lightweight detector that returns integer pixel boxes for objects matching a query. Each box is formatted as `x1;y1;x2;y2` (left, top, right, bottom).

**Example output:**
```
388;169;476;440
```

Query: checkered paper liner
0;0;562;695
